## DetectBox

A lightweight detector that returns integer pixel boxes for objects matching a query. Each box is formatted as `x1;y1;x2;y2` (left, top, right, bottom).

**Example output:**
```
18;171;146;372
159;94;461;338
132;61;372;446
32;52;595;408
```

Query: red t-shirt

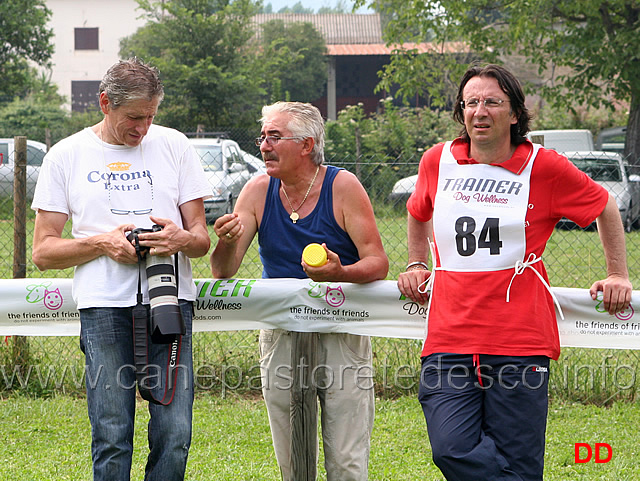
407;139;608;360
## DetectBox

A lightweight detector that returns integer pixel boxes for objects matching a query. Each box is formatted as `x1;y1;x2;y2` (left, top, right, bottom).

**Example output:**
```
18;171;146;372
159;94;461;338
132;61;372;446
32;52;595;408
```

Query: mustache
262;154;278;161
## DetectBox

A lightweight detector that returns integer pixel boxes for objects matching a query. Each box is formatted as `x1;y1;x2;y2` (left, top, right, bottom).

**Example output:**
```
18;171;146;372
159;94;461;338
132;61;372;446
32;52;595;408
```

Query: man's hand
398;268;431;305
214;213;245;245
302;244;343;282
132;217;179;257
104;224;139;264
589;275;632;315
134;215;205;258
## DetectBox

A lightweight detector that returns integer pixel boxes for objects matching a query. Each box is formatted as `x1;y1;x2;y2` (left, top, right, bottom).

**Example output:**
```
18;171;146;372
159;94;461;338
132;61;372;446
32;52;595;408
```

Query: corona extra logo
107;162;132;171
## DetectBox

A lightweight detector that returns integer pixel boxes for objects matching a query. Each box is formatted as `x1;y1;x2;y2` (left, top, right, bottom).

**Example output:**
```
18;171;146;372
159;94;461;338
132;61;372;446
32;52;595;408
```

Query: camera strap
132;255;182;406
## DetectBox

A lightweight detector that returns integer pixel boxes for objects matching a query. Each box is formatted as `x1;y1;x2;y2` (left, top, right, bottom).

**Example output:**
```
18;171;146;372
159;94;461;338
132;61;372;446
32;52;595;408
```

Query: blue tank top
258;165;360;279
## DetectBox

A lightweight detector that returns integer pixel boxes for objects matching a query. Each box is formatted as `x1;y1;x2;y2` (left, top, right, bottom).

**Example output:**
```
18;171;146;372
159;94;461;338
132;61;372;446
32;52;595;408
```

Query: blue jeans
419;353;550;481
79;301;194;481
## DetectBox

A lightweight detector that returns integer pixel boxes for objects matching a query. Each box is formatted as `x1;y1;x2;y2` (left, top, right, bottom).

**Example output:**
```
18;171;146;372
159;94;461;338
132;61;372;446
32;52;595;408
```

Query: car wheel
632;203;640;230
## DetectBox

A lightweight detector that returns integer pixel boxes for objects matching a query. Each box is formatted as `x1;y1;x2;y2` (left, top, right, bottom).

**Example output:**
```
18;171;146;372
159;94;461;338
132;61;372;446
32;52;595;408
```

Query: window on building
74;27;99;50
72;81;101;113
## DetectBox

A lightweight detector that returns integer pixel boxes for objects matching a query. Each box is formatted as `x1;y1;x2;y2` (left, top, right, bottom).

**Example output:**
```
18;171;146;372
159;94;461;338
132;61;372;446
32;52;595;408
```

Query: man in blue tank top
210;101;388;480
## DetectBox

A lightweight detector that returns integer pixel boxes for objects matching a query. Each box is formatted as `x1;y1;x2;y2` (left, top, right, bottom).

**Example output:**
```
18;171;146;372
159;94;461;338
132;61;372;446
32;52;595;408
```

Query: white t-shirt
32;125;212;309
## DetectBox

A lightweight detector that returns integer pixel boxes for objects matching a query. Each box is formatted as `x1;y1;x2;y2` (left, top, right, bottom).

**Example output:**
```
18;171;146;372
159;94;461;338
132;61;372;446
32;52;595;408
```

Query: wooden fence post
290;331;318;480
13;136;27;279
12;136;30;368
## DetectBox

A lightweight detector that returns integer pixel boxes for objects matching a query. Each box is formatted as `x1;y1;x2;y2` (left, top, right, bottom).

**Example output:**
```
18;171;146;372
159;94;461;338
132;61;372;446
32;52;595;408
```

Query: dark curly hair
453;64;531;145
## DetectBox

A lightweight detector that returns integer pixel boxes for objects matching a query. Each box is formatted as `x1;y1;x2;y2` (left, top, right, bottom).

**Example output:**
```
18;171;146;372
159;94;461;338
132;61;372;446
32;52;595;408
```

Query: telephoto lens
146;254;185;343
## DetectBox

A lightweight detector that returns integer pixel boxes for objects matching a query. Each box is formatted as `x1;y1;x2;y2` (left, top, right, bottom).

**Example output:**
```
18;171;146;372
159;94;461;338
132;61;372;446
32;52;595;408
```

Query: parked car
388;150;640;231
596;126;626;155
241;149;266;175
0;138;48;199
388;173;418;207
527;129;595;152
188;137;254;223
561;151;640;231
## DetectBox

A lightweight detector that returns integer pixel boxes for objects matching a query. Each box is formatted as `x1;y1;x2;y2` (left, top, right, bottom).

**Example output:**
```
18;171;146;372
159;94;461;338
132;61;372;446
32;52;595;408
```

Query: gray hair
260;102;325;166
99;57;164;109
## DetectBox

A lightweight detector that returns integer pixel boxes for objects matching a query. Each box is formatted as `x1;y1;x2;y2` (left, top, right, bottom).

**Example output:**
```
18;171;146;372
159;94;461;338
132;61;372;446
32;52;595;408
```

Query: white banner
1;278;639;349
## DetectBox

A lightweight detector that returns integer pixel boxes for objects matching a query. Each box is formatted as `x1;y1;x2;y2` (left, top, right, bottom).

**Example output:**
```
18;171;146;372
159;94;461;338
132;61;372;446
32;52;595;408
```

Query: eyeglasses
108;174;154;215
254;136;303;146
460;98;509;110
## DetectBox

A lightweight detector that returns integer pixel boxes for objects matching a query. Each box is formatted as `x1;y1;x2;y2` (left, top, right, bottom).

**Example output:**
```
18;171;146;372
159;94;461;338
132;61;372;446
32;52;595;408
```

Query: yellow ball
303;243;327;267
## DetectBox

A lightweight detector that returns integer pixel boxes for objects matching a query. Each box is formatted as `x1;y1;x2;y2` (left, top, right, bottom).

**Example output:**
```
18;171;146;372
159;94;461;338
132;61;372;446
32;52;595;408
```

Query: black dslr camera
127;224;164;260
127;224;185;343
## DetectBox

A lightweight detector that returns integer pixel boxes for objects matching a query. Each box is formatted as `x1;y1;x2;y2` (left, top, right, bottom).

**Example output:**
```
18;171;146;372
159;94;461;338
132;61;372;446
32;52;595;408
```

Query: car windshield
27;145;45;166
194;145;223;172
572;160;622;182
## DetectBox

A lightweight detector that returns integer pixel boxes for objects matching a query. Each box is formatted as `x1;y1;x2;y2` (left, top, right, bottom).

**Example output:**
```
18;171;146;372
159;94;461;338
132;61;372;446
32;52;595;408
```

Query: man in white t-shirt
31;58;212;481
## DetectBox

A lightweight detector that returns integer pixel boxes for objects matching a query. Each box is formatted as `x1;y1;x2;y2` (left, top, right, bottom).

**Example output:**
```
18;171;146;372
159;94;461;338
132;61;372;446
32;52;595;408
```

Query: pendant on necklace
290;212;299;223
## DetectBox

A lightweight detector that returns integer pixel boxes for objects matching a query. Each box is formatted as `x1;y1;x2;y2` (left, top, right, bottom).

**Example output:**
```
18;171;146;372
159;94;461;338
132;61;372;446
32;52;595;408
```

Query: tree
120;0;265;131
122;0;332;132
276;2;314;14
0;70;104;146
262;0;352;13
359;0;640;164
317;3;348;14
259;20;328;102
0;0;54;104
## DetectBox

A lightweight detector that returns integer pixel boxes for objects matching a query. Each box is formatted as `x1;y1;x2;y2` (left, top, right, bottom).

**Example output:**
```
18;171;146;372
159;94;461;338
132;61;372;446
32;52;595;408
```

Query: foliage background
0;0;53;104
358;0;640;164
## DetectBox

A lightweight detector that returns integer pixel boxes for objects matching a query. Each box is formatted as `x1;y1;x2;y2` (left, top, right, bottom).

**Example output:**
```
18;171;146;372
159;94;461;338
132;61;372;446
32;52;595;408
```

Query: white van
527;129;595;152
0;138;48;199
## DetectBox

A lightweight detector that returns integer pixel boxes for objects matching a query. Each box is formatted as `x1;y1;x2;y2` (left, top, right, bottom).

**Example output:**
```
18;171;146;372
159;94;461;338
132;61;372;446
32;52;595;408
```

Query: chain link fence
0;136;638;404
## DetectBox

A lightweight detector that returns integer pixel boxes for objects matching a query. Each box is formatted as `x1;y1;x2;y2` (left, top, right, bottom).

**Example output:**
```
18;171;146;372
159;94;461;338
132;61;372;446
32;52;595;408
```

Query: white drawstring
506;253;564;320
418;276;431;294
418;239;437;294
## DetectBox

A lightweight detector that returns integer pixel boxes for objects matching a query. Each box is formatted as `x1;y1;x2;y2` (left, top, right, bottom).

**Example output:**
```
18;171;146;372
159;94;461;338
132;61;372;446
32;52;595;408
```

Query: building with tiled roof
253;13;467;119
254;13;390;119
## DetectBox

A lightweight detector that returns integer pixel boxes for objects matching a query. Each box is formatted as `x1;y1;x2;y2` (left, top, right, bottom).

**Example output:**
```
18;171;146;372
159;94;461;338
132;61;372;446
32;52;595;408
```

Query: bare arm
397;213;433;304
178;198;211;258
302;171;388;283
32;210;138;270
589;194;632;314
210;176;263;278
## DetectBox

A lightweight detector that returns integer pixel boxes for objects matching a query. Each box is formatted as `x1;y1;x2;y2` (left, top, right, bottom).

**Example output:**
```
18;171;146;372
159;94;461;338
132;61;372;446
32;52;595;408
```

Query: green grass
0;393;639;480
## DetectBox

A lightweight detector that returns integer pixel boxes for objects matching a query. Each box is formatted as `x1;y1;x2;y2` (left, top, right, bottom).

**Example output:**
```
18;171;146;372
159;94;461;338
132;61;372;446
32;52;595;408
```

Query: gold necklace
281;166;320;223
